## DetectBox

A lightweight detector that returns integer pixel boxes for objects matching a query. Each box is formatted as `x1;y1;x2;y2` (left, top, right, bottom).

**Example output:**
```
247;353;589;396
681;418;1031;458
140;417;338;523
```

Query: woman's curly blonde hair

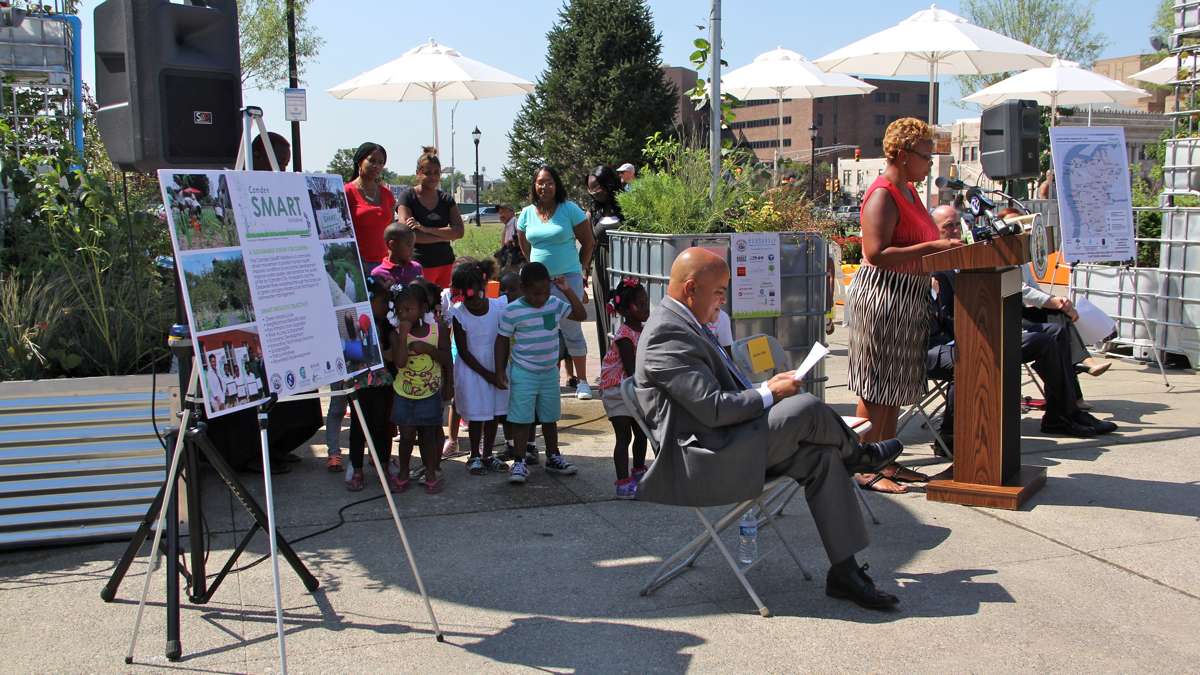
883;117;933;162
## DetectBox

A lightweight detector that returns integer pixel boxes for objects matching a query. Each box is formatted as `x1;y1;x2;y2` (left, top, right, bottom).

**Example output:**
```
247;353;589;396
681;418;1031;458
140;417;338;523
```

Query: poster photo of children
197;326;269;417
323;241;368;305
163;172;240;251
335;303;383;375
180;249;256;330
306;174;354;240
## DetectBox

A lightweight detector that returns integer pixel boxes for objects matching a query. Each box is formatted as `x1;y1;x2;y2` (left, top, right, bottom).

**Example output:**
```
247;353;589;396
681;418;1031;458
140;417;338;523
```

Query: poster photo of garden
306;174;354;240
179;249;256;331
323;241;368;305
163;172;240;251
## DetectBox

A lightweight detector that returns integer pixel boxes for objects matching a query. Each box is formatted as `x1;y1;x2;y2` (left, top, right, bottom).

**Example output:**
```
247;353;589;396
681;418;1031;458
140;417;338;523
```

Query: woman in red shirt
344;142;396;270
848;118;961;494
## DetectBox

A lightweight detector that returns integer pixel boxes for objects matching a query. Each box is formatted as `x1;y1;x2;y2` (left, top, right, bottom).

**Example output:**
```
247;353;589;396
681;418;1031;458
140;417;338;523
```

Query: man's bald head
931;204;960;240
667;247;729;324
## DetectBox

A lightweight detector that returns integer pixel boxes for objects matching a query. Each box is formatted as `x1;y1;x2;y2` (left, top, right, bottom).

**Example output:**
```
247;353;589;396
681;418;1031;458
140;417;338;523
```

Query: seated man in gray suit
634;248;906;610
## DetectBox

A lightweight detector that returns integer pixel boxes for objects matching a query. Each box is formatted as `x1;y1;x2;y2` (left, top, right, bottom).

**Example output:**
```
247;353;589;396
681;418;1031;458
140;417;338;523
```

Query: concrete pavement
1;319;1198;673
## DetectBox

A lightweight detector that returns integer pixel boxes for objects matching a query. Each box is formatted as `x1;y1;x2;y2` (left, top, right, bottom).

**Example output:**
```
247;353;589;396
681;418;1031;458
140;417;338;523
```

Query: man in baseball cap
617;162;636;187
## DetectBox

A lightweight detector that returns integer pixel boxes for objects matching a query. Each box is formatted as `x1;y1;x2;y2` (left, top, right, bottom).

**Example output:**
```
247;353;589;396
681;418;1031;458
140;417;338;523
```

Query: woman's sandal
882;463;929;484
857;472;908;494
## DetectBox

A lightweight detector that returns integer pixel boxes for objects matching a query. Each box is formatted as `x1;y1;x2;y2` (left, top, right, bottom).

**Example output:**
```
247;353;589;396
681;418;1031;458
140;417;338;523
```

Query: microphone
935;176;966;191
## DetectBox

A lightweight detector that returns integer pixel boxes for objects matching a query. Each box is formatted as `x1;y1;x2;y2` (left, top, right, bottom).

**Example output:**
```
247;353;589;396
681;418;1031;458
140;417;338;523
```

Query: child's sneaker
544;453;577;475
631;465;648;483
496;443;515;461
467;457;485;475
409;464;425;481
481;455;508;472
525;444;540;465
425;476;444;494
386;473;410;493
346;470;365;492
508;459;529;484
615;477;637;500
576;381;594;400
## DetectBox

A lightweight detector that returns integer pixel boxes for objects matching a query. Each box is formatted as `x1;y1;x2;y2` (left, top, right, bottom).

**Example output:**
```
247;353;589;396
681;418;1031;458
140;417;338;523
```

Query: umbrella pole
926;59;937;208
708;0;722;200
1087;102;1092;127
775;89;783;184
431;87;440;151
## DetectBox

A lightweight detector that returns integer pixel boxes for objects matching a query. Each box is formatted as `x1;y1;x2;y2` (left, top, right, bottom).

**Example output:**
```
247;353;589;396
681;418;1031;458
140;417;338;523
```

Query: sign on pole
160;170;382;418
1049;126;1136;263
284;87;307;122
730;232;782;319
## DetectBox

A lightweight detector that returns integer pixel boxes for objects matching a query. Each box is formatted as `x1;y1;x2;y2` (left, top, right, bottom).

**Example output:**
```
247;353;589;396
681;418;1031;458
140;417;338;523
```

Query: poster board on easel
159;169;384;419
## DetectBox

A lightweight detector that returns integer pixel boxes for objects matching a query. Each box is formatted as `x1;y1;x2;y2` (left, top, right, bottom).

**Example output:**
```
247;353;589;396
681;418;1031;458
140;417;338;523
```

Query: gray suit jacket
634;298;769;507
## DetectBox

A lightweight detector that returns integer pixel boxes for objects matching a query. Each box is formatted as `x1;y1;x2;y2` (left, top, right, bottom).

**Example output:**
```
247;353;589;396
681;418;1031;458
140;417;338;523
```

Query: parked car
834;205;860;223
463;204;501;225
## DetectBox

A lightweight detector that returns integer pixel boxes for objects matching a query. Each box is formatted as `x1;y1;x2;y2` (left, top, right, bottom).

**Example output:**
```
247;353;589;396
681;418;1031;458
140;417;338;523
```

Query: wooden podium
921;233;1046;510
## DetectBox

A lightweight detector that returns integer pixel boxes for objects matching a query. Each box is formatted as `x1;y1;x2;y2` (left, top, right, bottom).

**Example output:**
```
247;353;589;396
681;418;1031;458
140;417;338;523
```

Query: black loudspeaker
979;99;1040;180
94;0;241;172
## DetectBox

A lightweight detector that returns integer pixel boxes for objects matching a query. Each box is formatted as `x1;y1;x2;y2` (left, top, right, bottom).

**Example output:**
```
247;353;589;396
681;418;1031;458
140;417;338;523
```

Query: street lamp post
472;126;482;228
808;124;818;197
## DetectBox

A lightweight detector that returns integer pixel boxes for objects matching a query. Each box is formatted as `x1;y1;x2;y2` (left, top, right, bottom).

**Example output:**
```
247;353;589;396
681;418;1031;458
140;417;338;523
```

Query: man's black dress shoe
1040;414;1097;438
1072;410;1117;435
826;563;899;611
847;439;904;474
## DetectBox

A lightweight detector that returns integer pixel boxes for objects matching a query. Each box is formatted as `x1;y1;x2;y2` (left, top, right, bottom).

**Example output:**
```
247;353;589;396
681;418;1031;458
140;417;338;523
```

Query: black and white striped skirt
846;264;933;407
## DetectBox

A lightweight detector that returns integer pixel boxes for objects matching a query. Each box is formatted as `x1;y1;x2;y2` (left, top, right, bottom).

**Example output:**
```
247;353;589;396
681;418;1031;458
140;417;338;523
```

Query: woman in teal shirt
517;165;596;400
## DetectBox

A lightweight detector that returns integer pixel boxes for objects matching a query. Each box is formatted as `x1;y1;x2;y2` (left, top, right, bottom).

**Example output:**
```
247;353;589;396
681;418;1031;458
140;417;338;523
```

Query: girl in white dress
449;261;510;475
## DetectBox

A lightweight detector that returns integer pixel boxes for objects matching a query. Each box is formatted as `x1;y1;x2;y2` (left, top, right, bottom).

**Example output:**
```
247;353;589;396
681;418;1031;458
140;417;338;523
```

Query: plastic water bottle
737;509;758;566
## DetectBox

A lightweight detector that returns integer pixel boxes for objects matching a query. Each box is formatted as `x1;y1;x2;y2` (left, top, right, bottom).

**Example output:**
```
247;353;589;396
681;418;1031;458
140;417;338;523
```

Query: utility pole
286;0;301;170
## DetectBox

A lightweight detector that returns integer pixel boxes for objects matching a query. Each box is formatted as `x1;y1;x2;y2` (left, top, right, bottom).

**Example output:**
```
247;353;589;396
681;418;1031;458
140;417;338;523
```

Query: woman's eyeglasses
907;148;932;162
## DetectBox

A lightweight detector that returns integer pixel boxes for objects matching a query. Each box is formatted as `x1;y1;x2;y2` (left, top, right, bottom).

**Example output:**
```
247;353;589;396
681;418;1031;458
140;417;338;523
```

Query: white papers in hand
793;343;830;382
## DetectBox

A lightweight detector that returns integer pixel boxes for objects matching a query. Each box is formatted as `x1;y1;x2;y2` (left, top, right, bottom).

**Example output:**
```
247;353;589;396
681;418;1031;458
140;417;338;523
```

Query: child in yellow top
390;283;452;494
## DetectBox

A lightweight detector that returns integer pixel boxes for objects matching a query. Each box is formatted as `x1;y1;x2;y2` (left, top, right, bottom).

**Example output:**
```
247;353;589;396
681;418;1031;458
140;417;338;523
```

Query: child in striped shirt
495;262;587;484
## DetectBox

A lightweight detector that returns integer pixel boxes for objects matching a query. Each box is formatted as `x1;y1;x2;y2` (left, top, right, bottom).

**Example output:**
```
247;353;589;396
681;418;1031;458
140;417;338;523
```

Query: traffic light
854;147;861;160
825;178;832;191
833;178;840;192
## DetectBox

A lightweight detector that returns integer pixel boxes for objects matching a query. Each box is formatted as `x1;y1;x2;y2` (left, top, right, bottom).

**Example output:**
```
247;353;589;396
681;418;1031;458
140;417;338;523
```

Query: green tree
502;0;677;206
1151;0;1173;49
956;0;1108;96
239;0;324;89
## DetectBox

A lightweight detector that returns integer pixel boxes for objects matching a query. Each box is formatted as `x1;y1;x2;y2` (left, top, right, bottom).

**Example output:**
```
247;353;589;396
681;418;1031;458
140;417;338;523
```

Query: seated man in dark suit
634;248;906;611
926;208;1116;454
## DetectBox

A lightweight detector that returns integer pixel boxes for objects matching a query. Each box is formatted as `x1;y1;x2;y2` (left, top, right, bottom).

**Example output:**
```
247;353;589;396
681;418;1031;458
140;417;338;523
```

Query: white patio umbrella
327;39;534;150
963;58;1150;125
814;4;1054;204
1130;55;1180;86
722;47;875;180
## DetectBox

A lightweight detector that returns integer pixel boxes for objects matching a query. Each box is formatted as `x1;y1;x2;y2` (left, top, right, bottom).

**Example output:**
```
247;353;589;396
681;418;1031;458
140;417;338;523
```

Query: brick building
1092;54;1168;113
729;78;939;164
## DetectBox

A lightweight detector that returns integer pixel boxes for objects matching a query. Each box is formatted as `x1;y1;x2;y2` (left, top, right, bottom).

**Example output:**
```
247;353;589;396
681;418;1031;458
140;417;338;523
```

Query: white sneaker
575;381;593;400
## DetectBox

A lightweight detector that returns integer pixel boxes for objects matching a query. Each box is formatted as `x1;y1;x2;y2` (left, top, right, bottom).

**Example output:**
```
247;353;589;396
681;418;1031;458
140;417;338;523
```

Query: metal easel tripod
100;324;319;663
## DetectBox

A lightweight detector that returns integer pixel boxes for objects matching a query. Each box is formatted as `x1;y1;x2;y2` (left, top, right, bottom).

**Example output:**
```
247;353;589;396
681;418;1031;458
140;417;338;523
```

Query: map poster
160;169;382;419
1049;126;1136;264
730;232;782;319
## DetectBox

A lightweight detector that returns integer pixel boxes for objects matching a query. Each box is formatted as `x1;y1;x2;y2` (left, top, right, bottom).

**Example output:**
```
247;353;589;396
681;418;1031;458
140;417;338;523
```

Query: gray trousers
763;393;868;565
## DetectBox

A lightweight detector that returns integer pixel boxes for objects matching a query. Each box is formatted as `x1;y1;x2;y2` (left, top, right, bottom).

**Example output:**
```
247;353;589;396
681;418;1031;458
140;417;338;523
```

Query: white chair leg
694;508;771;618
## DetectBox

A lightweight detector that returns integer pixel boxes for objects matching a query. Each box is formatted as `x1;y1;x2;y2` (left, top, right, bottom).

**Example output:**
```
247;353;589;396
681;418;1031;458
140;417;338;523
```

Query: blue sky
78;1;1159;180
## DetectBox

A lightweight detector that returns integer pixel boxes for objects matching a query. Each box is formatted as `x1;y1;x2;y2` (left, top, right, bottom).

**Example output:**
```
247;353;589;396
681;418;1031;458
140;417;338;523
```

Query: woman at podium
846;118;962;494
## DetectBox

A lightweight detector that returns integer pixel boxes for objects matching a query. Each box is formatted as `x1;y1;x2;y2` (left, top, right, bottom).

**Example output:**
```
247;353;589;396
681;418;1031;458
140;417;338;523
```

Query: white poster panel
160;169;380;418
1049;126;1136;263
730;232;782;319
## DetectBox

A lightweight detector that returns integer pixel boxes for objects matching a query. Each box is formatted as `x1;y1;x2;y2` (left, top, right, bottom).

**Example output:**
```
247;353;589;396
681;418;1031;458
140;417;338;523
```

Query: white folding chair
620;378;811;617
730;334;880;523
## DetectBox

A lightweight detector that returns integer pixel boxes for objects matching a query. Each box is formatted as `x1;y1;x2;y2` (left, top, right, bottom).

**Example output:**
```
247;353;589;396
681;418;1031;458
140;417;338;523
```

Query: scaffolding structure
0;2;82;222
